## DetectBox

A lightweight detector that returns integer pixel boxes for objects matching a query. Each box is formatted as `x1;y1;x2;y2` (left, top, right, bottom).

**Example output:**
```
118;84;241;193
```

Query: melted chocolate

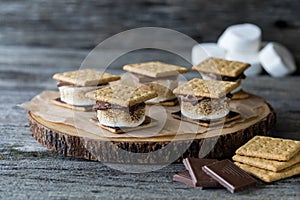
179;93;232;106
222;73;246;81
57;81;74;87
93;101;145;115
202;72;246;81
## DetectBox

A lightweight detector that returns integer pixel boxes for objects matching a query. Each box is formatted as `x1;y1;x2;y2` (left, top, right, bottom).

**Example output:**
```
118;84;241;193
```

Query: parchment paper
20;91;265;138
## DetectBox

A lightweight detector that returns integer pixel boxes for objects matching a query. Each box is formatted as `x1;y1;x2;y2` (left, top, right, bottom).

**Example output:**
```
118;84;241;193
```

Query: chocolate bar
202;159;257;193
173;170;202;189
183;158;221;188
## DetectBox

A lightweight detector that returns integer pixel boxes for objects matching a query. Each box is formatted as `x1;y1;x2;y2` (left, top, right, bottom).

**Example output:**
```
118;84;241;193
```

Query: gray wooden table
0;44;299;199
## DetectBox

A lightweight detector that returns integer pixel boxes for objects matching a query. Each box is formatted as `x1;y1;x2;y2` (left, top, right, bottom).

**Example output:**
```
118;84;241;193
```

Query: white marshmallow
217;23;262;53
59;85;103;106
192;43;226;65
226;52;262;77
259;42;296;77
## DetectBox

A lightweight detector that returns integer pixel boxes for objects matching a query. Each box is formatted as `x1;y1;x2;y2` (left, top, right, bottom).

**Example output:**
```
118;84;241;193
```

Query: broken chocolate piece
173;170;202;189
202;159;257;193
183;158;221;188
202;72;246;81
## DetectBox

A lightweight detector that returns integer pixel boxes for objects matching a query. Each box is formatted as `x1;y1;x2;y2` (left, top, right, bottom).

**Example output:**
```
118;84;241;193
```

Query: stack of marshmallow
192;23;297;77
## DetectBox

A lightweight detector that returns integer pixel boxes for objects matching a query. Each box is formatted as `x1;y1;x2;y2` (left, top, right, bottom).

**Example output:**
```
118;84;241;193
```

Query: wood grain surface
0;0;300;199
1;0;300;72
28;102;275;163
1;51;299;198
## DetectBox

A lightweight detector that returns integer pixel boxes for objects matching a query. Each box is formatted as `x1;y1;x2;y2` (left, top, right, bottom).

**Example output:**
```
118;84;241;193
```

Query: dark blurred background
1;0;299;73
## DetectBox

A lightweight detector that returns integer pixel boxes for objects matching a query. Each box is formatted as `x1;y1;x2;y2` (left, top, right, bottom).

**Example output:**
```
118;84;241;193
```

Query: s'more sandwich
85;84;157;127
192;57;250;96
123;61;188;104
53;69;120;106
192;57;250;82
173;78;240;120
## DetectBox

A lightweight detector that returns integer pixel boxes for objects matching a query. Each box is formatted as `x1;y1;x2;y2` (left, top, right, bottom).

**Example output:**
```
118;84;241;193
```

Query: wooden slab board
28;101;276;164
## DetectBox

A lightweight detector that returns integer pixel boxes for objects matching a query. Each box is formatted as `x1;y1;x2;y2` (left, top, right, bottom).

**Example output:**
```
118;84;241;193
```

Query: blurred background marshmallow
217;24;262;53
191;22;297;77
259;42;296;77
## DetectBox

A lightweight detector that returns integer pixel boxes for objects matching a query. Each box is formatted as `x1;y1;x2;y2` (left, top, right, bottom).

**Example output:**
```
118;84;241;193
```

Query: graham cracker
85;85;158;107
173;78;240;98
192;57;250;77
123;61;188;78
234;162;300;183
53;69;120;86
235;136;300;161
232;153;300;172
171;111;240;127
231;90;250;100
89;116;158;134
51;98;93;112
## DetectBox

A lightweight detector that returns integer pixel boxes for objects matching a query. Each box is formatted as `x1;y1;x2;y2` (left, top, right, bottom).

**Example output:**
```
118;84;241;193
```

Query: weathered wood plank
0;46;300;199
0;158;299;200
1;0;299;48
0;0;300;70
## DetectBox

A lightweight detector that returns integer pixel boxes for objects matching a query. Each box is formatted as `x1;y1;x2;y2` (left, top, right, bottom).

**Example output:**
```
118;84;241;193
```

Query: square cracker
123;61;188;78
173;78;240;98
235;136;300;161
192;57;250;77
234;162;300;183
53;69;120;86
85;84;157;107
232;153;300;172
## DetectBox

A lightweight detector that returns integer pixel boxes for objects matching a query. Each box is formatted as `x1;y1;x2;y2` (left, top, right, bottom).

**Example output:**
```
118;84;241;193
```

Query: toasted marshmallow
96;106;145;127
180;97;230;120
